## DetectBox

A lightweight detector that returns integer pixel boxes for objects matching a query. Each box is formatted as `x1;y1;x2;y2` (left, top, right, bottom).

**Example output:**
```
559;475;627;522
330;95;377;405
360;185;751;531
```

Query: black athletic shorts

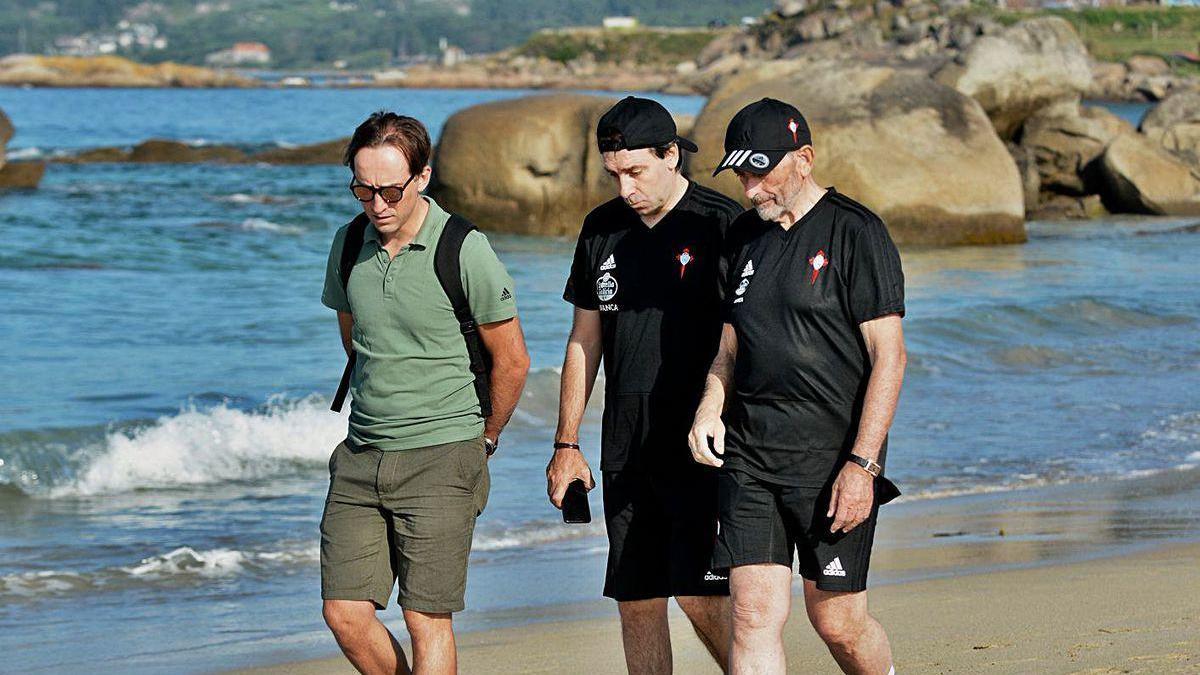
713;469;879;593
602;462;730;601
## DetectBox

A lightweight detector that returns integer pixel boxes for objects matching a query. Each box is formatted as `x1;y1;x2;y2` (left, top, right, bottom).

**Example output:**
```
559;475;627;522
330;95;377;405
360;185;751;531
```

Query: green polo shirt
321;197;518;451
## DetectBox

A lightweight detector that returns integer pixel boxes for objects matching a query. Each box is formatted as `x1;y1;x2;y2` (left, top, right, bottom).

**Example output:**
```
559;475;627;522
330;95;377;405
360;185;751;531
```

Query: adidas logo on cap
822;557;847;577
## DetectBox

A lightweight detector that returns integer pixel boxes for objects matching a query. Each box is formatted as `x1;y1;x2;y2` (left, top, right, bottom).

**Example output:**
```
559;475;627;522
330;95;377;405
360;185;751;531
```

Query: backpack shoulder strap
435;214;493;418
339;213;370;291
330;214;369;413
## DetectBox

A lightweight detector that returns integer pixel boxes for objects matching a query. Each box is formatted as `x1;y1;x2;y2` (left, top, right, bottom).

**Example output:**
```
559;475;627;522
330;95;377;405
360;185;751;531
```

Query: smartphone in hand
562;479;591;524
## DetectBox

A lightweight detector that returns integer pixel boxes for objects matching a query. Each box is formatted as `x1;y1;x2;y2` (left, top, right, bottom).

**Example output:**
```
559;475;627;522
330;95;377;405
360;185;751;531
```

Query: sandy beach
234;468;1200;675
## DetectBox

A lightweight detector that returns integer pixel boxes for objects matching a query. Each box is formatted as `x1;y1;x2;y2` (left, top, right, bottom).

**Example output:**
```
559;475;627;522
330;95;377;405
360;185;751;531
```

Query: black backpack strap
435;214;493;418
330;215;369;413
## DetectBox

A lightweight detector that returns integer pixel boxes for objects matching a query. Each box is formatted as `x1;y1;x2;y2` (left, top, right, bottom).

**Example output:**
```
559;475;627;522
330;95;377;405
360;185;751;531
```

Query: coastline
226;466;1200;674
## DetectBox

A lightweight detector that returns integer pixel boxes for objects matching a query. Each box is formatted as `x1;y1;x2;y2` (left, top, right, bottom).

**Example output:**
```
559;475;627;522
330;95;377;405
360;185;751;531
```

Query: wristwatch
847;453;882;477
483;437;498;457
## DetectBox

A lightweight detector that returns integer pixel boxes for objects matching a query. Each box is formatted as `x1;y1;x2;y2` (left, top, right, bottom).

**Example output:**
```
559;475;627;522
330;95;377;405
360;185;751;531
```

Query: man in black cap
689;98;906;674
548;96;743;673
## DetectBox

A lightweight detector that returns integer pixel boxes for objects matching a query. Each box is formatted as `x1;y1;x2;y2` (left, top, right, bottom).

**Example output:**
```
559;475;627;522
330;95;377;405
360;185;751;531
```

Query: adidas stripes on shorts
712;469;878;593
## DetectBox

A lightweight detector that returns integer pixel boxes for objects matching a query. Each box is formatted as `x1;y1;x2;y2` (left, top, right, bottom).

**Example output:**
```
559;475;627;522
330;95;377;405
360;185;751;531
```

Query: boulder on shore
1019;102;1132;196
1098;133;1200;216
0;161;46;190
428;94;617;237
251;138;349;165
934;17;1091;140
691;61;1026;245
0;54;254;88
128;139;248;163
1140;91;1200;173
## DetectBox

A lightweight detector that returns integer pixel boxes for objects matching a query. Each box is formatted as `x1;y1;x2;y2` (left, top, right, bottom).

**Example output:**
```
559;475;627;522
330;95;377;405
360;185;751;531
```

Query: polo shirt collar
362;196;448;251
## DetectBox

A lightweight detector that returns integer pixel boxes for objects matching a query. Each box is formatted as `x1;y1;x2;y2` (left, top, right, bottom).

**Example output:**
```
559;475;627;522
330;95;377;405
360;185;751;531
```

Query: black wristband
553;442;580;450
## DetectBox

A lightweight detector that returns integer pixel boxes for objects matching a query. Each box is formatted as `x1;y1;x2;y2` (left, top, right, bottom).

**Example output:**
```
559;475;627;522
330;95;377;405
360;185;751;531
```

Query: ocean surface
1;88;1197;673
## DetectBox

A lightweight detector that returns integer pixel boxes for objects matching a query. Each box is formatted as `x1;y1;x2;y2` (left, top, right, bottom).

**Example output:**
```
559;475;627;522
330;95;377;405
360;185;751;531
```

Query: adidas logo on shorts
703;570;729;582
822;557;847;577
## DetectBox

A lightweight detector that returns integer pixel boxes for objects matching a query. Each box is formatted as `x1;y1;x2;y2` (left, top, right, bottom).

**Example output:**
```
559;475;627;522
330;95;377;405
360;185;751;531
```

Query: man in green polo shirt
319;111;530;675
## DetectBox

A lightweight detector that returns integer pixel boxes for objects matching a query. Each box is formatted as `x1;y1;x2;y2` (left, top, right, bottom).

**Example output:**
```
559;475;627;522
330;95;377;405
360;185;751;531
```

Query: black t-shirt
564;181;743;471
721;188;905;487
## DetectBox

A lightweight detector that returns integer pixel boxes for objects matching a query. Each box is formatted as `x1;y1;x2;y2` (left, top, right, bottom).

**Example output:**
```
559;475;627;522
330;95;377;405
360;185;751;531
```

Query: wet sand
231;467;1200;674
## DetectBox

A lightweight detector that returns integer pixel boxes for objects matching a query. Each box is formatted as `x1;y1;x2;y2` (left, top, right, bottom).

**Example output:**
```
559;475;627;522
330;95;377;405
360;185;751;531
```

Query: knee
809;611;864;650
323;600;373;643
403;610;453;643
730;594;785;635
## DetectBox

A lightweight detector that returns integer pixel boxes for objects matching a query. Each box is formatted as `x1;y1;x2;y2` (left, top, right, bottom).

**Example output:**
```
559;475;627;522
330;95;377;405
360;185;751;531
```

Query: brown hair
343;111;431;176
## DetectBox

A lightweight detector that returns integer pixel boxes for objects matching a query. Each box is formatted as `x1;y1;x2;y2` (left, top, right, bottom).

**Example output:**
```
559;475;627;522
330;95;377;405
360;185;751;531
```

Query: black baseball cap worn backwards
713;98;812;177
597;96;699;154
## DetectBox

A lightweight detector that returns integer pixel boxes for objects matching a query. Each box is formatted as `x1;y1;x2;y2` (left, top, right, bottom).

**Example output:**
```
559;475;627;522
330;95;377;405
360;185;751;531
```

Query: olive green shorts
319;437;490;613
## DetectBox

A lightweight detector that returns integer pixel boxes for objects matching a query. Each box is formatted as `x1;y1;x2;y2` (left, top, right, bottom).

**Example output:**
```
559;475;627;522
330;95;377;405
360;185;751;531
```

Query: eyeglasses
349;174;417;204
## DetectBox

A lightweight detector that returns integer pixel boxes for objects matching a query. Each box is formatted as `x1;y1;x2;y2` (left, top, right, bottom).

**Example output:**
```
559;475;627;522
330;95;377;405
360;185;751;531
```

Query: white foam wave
213;193;296;206
51;396;346;497
474;521;605;552
123;546;246;578
239;218;306;235
5;146;42;160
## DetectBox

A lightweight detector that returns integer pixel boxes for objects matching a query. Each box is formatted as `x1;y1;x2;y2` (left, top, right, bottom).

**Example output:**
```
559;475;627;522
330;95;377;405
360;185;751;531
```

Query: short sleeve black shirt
564;181;743;470
721;188;905;487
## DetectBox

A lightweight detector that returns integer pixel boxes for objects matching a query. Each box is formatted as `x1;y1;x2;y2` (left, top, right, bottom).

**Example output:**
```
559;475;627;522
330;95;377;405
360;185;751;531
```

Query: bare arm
828;313;906;533
546;307;602;507
688;323;738;467
337;311;353;356
477;316;531;444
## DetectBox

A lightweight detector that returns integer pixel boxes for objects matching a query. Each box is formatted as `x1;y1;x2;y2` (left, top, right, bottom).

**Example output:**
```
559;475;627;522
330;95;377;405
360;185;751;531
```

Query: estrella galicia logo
749;153;770;170
596;272;618;302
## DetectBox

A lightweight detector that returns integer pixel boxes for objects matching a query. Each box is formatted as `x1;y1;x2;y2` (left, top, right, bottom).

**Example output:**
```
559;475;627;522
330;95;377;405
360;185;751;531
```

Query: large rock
429;94;616;236
1020;102;1132;195
692;61;1026;245
128;139;247;163
251;138;348;165
935;17;1092;139
0;161;45;190
1140;91;1200;172
0;107;13;172
0;54;254;88
1098;133;1200;215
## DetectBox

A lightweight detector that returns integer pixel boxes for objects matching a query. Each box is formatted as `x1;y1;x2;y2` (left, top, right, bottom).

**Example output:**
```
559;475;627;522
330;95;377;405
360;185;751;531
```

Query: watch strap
847;453;882;477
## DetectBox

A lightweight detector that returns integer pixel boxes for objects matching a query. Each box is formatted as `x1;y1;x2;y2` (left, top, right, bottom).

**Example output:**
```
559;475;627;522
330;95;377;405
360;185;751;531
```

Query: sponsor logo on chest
734;258;755;304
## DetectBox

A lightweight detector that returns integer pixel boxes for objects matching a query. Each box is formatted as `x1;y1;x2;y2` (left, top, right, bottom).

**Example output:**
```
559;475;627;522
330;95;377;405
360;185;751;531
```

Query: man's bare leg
802;580;892;675
323;599;411;675
403;609;456;675
618;598;672;675
675;595;731;670
729;564;792;675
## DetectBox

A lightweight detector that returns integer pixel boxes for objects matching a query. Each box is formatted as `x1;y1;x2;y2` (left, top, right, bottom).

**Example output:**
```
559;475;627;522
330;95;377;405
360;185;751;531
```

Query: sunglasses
349;174;417;204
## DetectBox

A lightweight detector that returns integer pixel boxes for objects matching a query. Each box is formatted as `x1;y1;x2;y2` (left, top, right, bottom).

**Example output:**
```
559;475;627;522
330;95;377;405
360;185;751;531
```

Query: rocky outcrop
127;139;248;163
0;108;13;172
934;17;1092;140
1019;102;1132;195
54;138;350;165
1098;133;1200;216
250;138;348;165
429;94;616;236
691;61;1026;245
0;161;46;190
0;106;42;190
0;55;254;88
1140;91;1200;173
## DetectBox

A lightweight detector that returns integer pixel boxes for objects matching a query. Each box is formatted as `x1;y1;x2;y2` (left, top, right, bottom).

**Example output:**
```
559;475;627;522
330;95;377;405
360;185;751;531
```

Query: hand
688;409;725;468
827;463;875;534
546;447;595;509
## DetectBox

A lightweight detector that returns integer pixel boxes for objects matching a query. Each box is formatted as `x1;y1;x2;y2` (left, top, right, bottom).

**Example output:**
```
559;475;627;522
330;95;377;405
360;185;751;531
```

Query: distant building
602;16;638;30
206;42;272;66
